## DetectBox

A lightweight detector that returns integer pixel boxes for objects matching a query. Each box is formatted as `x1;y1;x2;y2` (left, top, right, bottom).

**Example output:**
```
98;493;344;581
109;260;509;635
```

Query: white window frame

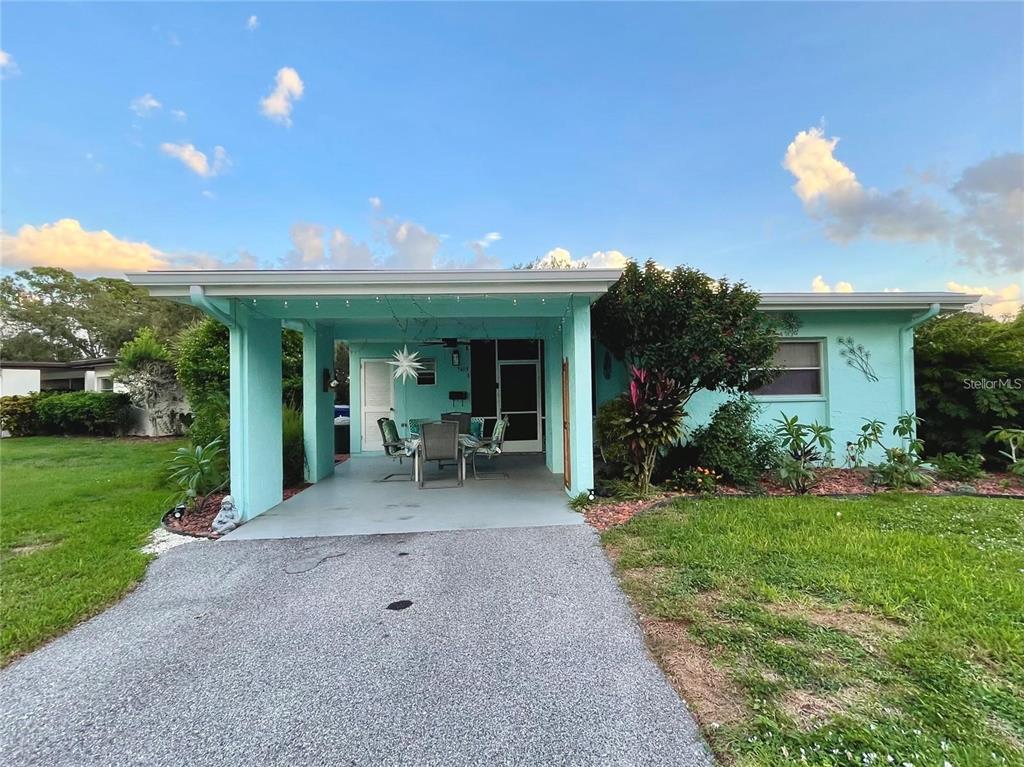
752;338;827;401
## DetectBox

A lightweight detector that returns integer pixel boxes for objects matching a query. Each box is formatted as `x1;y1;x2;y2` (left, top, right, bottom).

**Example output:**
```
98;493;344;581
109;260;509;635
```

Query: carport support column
544;334;563;474
567;297;594;495
230;315;283;521
303;323;336;483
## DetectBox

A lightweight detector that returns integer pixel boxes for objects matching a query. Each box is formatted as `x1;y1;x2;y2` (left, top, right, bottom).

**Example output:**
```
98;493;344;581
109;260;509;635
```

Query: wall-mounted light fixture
451;349;461;368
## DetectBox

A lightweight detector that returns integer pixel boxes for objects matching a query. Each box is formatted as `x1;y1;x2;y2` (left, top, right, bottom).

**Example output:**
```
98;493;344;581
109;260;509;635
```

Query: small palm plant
166;438;227;513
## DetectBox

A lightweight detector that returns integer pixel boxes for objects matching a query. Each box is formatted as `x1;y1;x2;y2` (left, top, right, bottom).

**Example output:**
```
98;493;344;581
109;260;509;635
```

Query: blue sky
2;2;1021;311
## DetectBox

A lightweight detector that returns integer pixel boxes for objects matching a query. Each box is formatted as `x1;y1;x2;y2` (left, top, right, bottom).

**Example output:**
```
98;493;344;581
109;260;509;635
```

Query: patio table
405;433;477;484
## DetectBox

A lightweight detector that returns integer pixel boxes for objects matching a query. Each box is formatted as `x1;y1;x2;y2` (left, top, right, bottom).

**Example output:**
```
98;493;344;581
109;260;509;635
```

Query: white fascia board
126;268;624;299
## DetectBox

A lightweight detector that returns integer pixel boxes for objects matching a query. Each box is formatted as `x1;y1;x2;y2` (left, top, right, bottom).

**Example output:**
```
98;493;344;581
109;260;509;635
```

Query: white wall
0;369;41;397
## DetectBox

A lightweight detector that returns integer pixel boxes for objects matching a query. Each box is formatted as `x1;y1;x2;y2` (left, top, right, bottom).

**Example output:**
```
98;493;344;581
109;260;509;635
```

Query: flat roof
0;357;116;370
125;269;980;311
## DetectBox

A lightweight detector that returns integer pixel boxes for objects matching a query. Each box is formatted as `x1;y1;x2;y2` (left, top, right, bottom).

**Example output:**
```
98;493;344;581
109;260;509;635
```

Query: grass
603;494;1024;766
1;436;184;665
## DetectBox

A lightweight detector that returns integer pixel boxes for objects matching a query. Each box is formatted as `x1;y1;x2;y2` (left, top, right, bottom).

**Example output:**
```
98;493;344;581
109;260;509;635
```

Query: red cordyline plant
618;365;685;496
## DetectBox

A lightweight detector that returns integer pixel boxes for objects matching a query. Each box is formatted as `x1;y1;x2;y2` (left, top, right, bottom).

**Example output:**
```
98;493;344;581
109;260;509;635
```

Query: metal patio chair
463;416;509;480
376;417;413;482
416;420;464;489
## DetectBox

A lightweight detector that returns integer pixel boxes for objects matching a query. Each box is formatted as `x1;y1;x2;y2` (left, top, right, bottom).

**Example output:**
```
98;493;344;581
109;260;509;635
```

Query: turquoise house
129;268;976;523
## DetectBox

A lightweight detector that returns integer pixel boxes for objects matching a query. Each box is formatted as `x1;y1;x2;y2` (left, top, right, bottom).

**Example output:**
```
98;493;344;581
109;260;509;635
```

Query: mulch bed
584;469;1024;532
163;484;311;539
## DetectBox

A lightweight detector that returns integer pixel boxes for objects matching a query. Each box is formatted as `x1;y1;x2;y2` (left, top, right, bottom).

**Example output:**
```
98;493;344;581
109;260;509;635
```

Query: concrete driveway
0;526;712;766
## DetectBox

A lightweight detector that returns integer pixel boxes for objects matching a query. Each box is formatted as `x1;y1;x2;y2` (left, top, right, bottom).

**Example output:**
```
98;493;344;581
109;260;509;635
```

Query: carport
224;454;581;540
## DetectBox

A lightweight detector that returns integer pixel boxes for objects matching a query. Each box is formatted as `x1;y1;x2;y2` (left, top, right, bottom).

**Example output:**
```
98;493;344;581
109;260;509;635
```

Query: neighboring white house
0;357;181;437
0;358;120;396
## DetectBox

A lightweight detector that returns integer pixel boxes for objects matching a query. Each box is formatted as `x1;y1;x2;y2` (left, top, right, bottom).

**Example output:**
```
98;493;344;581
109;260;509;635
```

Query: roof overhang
126;268;625;299
758;292;980;312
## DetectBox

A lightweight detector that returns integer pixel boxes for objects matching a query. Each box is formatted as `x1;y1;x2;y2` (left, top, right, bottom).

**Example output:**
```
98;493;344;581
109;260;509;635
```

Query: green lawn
1;436;184;665
603;495;1024;766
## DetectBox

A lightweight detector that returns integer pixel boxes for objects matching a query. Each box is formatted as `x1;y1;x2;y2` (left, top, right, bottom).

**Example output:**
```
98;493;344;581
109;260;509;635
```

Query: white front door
360;359;394;451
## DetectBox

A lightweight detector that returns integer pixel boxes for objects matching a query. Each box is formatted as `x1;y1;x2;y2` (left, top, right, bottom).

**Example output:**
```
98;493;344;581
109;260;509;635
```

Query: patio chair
416;420;464;489
441;411;472;435
376;417;413;482
464;416;509;480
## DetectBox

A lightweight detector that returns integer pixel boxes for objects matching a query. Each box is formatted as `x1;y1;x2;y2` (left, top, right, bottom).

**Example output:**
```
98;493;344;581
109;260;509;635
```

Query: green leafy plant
596;398;631;467
166;438;227;511
987;427;1024;478
688;396;779;488
668;466;720;496
34;391;131;435
872;413;932;489
0;394;43;436
915;310;1023;461
568;491;595;512
932;452;986;482
282;406;306;488
114;327;169;372
613;366;685;496
772;414;834;493
845;418;885;468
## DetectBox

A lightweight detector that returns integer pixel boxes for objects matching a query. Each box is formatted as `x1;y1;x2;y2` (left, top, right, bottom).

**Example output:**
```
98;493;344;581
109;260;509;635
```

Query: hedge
1;391;131;436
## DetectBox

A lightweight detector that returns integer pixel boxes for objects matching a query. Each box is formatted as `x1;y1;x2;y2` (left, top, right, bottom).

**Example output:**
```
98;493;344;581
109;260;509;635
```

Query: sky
2;2;1022;316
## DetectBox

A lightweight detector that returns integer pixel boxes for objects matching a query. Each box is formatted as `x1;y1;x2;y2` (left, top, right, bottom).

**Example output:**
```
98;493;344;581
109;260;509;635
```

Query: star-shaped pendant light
388;345;424;383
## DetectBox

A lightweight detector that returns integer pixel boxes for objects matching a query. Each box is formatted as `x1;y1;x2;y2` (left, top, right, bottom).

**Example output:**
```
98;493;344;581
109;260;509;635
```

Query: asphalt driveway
0;526;712;766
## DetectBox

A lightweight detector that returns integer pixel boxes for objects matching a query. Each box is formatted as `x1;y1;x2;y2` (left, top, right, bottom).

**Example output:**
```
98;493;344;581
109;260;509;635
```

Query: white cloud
170;109;187;122
368;196;383;210
260;67;304;126
281;222;377;269
201;190;215;200
130;93;162;116
784;126;1023;275
384;219;441;270
0;218;262;276
810;275;854;293
1;219;169;274
329;228;376;269
284;222;325;267
469;231;502;261
533;248;629;269
0;50;20;78
947;280;1021;320
159;143;230;178
246;15;259;31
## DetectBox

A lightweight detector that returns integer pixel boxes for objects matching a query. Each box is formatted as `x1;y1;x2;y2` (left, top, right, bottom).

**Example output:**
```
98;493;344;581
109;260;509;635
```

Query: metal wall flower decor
388;345;424;382
838;336;879;382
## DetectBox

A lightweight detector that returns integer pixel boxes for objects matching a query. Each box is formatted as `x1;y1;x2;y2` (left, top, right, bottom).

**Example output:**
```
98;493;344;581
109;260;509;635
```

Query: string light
345;299;351;308
284;300;288;308
315;300;320;309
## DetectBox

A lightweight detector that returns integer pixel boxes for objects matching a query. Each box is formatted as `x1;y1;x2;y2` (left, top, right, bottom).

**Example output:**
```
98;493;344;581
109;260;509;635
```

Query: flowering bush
668;466;720;496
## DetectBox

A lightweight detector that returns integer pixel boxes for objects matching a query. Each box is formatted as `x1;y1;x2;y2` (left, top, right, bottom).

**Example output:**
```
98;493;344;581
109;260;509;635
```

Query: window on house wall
97;376;114;392
753;340;823;396
416;358;437;386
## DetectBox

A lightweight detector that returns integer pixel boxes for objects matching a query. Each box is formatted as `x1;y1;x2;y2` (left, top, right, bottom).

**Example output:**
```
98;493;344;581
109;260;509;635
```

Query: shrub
932;453;985;482
596;398;631;467
844;418;885;468
872;413;931;490
282;406;306;488
915;311;1023;461
611;367;685;496
115;327;169;372
34;391;131;435
772;414;835;493
166;439;227;511
987;427;1024;478
0;394;41;436
667;466;720;496
688;396;779;488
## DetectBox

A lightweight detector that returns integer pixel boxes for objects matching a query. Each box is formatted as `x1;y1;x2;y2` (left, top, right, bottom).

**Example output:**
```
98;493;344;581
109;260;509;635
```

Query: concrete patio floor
225;453;581;540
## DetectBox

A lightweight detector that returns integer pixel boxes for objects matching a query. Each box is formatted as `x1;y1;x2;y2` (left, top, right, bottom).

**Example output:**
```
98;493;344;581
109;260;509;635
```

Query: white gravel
140;527;204;555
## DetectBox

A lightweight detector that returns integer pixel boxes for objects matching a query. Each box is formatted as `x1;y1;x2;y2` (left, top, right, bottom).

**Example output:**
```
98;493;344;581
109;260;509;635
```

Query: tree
0;267;198;361
915;309;1024;462
593;260;795;411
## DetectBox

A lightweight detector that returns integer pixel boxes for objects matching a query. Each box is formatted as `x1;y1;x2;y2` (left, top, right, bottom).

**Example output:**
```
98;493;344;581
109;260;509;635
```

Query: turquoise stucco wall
595;310;918;462
348;341;474;451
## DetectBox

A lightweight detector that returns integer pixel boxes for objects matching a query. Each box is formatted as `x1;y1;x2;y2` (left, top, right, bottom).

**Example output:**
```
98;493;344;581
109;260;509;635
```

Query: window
753;341;823;396
97;376;115;392
416;358;437;386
